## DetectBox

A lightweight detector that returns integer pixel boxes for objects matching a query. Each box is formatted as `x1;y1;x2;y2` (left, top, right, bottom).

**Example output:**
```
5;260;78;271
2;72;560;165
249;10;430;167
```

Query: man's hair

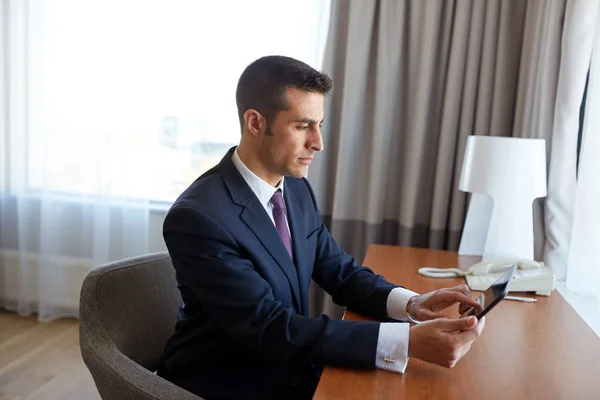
235;55;333;132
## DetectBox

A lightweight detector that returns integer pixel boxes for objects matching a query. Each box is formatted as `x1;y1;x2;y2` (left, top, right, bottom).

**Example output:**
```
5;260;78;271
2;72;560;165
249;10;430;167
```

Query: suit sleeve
304;181;400;321
164;206;381;369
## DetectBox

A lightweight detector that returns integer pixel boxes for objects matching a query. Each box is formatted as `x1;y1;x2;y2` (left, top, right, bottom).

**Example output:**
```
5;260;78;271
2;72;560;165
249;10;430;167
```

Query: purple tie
271;190;293;260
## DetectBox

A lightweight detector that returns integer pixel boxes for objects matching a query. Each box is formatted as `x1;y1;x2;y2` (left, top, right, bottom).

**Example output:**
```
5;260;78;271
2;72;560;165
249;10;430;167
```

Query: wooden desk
314;245;600;400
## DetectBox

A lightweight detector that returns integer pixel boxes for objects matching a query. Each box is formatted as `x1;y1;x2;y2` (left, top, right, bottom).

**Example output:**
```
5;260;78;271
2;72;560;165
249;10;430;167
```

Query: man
157;55;485;399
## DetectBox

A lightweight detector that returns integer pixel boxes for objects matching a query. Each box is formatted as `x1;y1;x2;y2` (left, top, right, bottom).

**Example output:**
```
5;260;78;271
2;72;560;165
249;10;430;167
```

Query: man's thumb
437;316;477;332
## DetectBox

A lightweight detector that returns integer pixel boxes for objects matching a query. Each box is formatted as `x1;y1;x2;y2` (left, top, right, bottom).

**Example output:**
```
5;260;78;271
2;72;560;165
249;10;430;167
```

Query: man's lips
298;157;313;165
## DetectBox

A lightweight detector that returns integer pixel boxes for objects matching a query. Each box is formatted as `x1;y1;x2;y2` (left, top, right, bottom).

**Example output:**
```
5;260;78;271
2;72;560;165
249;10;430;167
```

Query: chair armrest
80;327;203;400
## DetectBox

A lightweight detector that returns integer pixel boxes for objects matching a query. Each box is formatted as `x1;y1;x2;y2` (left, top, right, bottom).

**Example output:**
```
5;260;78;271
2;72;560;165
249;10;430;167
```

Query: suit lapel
285;188;309;316
219;148;302;312
239;205;302;311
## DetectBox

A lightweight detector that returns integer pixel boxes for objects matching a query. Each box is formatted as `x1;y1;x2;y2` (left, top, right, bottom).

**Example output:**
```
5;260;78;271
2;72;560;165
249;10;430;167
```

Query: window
28;0;329;202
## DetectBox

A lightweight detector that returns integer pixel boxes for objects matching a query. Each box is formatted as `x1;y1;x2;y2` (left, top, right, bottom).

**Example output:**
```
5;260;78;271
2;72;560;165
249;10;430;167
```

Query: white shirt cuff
376;322;410;374
386;287;419;320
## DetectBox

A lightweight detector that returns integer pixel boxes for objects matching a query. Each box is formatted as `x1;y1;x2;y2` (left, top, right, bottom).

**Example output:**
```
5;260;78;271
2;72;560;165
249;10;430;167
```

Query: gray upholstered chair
79;252;202;400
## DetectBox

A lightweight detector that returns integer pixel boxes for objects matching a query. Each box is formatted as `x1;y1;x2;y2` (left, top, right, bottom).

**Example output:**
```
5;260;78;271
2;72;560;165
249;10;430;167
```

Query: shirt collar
231;148;284;207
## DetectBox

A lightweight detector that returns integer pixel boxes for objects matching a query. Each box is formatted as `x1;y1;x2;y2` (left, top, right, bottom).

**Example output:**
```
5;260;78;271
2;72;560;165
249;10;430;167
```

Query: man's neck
236;144;282;187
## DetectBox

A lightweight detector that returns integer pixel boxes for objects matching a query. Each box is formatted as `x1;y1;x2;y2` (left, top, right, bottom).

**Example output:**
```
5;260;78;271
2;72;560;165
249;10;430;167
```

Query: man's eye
298;125;309;130
319;124;323;128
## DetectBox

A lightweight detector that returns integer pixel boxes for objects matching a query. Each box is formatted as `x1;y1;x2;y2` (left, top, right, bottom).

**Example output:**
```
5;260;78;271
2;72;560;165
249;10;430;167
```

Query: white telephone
418;258;555;296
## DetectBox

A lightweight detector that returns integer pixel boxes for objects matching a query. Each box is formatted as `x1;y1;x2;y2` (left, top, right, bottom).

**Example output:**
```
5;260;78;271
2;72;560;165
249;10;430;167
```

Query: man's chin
286;166;309;179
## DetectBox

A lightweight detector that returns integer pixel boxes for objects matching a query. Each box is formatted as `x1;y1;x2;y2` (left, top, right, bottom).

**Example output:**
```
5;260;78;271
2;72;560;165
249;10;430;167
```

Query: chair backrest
80;252;180;370
79;253;201;400
80;253;202;399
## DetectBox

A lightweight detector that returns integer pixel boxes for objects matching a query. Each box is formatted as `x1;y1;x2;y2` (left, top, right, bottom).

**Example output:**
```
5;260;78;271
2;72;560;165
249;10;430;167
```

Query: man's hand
408;316;486;368
406;285;482;321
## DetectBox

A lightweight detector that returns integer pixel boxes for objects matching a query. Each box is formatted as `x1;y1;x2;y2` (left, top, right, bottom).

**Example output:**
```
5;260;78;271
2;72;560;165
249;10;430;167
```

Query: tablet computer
466;264;517;319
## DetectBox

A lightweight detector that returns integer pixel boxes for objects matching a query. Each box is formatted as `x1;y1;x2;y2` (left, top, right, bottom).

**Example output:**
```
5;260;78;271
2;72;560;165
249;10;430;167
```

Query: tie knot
270;190;285;211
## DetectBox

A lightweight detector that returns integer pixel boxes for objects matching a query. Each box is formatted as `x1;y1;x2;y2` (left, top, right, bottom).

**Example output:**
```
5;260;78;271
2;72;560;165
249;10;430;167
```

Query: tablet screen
467;265;516;319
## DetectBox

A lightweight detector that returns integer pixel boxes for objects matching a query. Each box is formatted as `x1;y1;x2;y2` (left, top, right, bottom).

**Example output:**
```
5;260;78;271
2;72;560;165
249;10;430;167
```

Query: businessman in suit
157;55;485;399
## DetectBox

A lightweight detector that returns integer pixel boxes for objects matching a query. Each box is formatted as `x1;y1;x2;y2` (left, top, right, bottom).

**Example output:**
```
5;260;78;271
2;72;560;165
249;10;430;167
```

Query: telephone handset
418;258;555;296
467;258;543;275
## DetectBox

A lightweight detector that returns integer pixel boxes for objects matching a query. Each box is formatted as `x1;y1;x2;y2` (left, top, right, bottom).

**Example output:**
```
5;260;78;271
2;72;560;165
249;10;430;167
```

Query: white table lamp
458;135;547;261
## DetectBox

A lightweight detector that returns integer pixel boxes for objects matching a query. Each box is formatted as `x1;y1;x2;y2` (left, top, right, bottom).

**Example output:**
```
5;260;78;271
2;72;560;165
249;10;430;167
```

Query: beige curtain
309;0;532;263
308;0;569;318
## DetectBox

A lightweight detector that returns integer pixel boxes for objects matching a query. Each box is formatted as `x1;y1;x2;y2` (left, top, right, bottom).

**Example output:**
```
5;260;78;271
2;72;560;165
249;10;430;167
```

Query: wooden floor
0;311;101;400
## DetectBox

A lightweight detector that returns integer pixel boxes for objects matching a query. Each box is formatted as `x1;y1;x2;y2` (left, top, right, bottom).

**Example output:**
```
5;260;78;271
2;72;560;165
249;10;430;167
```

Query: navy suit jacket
157;147;399;399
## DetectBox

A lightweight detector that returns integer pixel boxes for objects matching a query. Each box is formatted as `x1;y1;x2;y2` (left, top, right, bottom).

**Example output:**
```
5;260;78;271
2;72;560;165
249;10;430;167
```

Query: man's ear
243;109;266;137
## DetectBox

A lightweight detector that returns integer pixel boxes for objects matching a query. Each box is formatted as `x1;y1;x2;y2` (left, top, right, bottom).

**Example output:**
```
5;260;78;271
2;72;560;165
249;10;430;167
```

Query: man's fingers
458;342;473;361
409;317;485;368
458;302;479;314
435;291;482;311
453;292;481;310
441;284;471;296
434;316;478;332
475;316;486;334
454;316;486;340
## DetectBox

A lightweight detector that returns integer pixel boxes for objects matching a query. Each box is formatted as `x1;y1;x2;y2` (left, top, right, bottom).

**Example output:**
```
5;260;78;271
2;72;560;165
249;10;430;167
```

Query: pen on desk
505;295;537;303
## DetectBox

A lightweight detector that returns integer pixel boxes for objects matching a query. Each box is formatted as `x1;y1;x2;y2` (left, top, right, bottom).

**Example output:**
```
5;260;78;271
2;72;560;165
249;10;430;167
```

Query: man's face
257;87;324;183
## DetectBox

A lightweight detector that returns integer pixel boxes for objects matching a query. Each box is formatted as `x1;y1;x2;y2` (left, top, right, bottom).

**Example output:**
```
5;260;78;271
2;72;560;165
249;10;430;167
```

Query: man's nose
309;127;324;152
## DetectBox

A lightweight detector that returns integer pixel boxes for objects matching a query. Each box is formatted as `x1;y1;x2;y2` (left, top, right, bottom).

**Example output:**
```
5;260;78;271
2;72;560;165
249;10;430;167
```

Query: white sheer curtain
540;0;600;332
0;0;330;322
566;3;600;307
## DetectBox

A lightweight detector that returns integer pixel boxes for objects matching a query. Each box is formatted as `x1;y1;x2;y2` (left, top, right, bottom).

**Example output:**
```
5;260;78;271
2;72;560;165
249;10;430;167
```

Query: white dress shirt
231;149;417;373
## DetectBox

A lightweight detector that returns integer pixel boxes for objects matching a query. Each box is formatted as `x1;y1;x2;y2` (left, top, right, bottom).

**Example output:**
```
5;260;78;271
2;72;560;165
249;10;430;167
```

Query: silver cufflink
383;357;396;363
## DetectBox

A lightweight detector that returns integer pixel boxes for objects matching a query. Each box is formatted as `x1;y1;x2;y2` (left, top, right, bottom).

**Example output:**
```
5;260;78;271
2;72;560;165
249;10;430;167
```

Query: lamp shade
459;135;547;260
